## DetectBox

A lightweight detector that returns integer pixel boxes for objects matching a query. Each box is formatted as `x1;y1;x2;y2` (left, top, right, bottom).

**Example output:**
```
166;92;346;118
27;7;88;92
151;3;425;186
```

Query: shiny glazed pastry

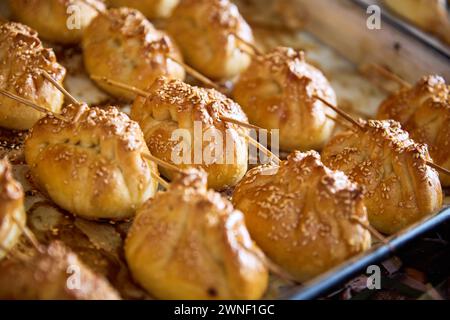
0;241;120;300
233;47;337;152
167;0;254;80
125;169;269;300
0;22;66;130
377;75;450;186
131;77;249;190
322;120;443;235
9;0;106;44
83;7;185;101
107;0;179;19
24;104;159;220
232;151;371;282
0;158;26;261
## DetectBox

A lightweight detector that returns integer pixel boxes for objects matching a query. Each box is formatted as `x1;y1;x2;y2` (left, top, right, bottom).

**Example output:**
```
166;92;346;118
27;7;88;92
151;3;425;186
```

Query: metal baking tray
1;0;449;300
284;207;450;299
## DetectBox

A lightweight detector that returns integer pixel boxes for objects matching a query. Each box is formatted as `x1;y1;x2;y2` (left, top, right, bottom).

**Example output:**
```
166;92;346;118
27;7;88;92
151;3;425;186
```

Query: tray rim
352;0;450;60
283;206;450;300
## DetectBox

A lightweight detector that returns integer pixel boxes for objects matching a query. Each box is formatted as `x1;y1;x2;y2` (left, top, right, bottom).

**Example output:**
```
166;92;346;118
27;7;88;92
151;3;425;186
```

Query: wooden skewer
368;63;412;89
143;153;184;174
219;116;261;130
40;70;80;105
216;116;281;164
237;45;257;57
150;170;170;189
427;161;450;177
0;88;69;122
351;216;388;245
4;81;170;198
168;56;221;90
91;75;149;97
11;215;43;253
251;249;298;283
362;67;450;176
315;95;450;177
326;114;353;130
0;243;23;263
231;32;263;56
88;76;280;166
313;95;363;130
41;79;174;184
246;134;280;164
41;69;88;123
89;77;281;165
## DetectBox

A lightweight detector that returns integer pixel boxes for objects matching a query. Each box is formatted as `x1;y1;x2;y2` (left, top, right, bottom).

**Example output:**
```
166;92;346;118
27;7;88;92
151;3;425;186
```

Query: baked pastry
232;151;371;282
233;47;337;152
107;0;179;19
131;77;249;190
24;104;159;220
125;169;269;300
9;0;106;44
0;158;26;261
322;120;443;235
0;241;120;299
377;75;450;186
83;7;185;101
383;0;450;44
0;22;66;130
167;0;254;80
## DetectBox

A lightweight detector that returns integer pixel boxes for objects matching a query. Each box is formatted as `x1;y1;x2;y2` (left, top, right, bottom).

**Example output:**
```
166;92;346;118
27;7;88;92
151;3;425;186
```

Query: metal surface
353;0;450;59
284;207;450;300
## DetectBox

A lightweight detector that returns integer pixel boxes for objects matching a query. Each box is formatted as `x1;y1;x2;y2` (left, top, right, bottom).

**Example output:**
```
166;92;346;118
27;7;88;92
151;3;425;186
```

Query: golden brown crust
378;75;450;186
24;104;159;220
125;169;268;300
167;0;254;80
232;151;371;282
322;120;443;235
107;0;179;19
0;241;120;300
233;47;336;151
9;0;105;44
0;22;66;130
82;7;185;101
0;158;26;261
131;77;249;190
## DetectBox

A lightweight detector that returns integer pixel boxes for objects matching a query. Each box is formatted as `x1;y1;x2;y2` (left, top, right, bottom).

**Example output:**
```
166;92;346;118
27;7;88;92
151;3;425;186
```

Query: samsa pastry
378;75;450;186
167;0;254;80
0;241;120;300
107;0;179;19
24;104;159;220
9;0;106;44
0;22;66;130
125;169;269;300
232;151;371;282
322;120;442;235
233;47;336;152
83;7;185;101
131;77;249;190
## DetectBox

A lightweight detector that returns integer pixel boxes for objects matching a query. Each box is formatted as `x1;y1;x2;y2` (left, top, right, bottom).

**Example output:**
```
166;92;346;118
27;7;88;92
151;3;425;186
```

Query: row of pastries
0;0;449;300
